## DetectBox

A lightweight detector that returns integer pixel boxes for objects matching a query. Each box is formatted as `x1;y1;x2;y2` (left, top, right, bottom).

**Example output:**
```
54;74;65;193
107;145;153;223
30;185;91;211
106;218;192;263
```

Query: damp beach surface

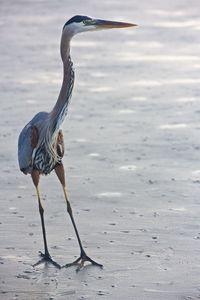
1;0;200;299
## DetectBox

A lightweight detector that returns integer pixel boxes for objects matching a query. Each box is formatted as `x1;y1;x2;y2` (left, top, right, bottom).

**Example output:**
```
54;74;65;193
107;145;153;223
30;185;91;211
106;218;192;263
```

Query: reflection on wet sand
147;9;186;17
89;153;101;157
120;54;200;62
119;165;138;171
176;97;197;103
89;86;113;92
128;78;200;87
117;109;136;114
159;123;188;129
153;20;200;29
97;192;122;197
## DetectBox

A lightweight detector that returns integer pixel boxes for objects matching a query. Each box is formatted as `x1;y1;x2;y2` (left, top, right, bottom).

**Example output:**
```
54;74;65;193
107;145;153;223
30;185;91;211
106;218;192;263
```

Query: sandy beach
1;0;200;299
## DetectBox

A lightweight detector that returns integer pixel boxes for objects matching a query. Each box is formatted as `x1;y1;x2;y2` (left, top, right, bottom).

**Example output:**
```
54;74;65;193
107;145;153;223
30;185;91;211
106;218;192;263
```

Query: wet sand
1;0;200;299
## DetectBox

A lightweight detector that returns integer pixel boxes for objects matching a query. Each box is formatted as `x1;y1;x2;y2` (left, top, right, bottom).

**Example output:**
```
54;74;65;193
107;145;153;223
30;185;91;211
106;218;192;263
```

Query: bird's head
63;15;137;36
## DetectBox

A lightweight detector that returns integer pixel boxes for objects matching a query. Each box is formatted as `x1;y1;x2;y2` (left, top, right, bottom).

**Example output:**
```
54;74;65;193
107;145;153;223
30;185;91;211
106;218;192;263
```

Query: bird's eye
83;19;95;26
83;20;90;25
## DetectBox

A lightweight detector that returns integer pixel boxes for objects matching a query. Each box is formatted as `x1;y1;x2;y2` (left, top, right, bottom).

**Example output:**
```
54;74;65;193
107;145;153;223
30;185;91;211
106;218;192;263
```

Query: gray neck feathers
50;29;75;133
35;29;75;164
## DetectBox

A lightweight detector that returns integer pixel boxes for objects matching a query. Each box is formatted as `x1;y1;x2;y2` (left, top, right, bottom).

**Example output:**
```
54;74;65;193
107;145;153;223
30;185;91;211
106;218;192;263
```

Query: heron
18;15;136;270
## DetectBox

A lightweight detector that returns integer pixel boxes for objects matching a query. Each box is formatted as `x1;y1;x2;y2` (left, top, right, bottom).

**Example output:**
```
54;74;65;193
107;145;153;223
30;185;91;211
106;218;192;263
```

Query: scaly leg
31;170;61;269
55;164;103;271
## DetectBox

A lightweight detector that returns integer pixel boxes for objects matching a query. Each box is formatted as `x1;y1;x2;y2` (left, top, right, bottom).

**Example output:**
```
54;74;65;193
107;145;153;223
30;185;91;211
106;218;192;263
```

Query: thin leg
31;170;61;269
55;164;103;271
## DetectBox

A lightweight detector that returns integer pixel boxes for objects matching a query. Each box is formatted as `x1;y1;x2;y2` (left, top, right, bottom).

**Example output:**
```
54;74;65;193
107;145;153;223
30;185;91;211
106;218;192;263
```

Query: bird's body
18;116;64;175
18;50;74;176
18;15;136;270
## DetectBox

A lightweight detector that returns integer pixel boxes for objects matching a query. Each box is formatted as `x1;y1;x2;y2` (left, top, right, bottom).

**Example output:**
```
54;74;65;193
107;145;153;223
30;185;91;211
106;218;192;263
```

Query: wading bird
18;15;136;270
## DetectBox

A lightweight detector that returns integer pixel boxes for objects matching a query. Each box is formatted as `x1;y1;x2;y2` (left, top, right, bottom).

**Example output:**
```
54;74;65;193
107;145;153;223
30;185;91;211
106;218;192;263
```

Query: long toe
85;255;103;268
33;252;61;269
63;254;103;271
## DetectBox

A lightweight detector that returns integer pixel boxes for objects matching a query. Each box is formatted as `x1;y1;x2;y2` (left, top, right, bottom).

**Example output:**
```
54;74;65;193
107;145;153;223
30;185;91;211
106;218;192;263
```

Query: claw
62;252;103;271
33;251;61;269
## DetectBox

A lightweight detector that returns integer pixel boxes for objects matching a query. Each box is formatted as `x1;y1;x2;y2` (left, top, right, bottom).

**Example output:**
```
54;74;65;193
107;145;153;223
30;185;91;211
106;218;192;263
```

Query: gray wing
18;123;34;174
18;111;48;174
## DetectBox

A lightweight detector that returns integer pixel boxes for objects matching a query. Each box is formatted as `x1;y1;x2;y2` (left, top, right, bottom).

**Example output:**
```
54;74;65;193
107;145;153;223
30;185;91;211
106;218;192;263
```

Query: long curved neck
50;29;75;133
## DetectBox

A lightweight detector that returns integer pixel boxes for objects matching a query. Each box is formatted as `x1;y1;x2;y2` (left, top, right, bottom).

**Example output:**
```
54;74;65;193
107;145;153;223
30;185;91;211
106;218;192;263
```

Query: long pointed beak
94;19;137;29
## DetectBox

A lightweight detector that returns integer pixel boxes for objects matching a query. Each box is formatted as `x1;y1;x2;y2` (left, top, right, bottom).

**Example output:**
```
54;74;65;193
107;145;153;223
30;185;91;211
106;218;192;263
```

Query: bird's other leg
55;164;103;271
31;169;61;269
